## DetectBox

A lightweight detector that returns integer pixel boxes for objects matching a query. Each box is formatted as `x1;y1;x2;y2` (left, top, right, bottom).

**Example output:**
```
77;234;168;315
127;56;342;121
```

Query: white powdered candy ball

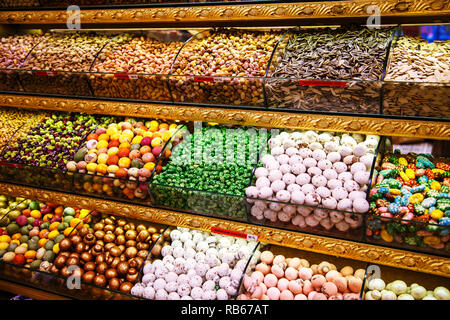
154;278;166;291
218;263;230;277
341;136;357;148
322;197;338;209
177;283;191;297
291;162;306;175
289;154;303;166
343;155;358;165
353;144;367;157
226;285;238;297
324;141;338;152
276;190;291;202
181;296;193;300
268;170;283;182
162;255;175;264
332;187;348;201
349;191;367;201
271;179;286;193
255;167;269;179
203;291;218;301
180;231;193;243
291;190;305;204
295;173;311;185
168;292;181;300
283;138;297;150
177;274;189;285
184;239;196;250
261;154;276;166
191;287;204;300
330;211;344;224
304;193;321;206
309;142;323;151
192;232;204;243
219;276;231;289
245;186;259;198
317;159;332;170
131;284;144;297
323;168;338;180
353;198;370;213
338;172;353;183
187;269;197;278
364;138;379;151
165;281;178;293
286;147;298;157
194;263;209;277
351;162;366;175
152;259;164;269
291;131;304;141
318;133;333;144
258;187;273;199
143;262;153;275
221;252;235;265
316;186;331;198
266;160;280;171
173;247;185;258
161;245;173;257
143;286;156;300
264;209;277;221
142;273;156;285
327;179;342;190
283;205;297;215
268;137;282;149
277;154;290;165
279;163;292;174
320;218;334;230
338;146;353;158
303;157;317;168
313;209;328;220
230;268;243;283
297;206;313;216
219;237;232;249
278;211;291;222
256;176;270;188
189;275;203;288
299;148;312;158
344;180;360;192
271;146;284;156
165;271;178;283
332;162;347;174
283;173;296;185
268;201;282;212
307;166;322;177
327;152;341;163
312;175;327;188
292;215;306;227
196;241;209;252
312;149;326;161
304;130;319;143
186;258;197;270
354;171;370;185
217;289;229;300
287;183;301;193
205;268;220;283
203;280;216;292
170;229;181;241
337;198;353;211
171;240;183;248
235;259;248;272
206;255;220;268
360;154;374;169
335;221;350;232
206;235;217;247
301;183;315;195
251;205;264;217
305;215;320;227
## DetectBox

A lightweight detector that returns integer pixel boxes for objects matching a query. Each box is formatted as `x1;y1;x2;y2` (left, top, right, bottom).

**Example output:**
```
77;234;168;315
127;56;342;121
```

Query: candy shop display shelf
0;26;448;119
0;0;448;27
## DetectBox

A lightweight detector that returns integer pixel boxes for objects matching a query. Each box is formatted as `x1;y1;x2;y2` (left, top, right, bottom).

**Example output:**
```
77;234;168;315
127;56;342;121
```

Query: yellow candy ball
97;153;109;164
86;162;97;173
132;136;143;145
97;140;109;150
151;137;163;147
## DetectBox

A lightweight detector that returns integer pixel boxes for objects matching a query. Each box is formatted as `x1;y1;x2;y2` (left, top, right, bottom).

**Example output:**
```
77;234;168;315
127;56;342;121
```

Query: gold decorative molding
1;93;449;140
0;1;448;26
0;182;449;278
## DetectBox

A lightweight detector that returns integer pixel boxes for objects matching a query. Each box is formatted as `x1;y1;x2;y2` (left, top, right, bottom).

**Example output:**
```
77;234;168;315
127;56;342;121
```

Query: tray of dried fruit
365;137;450;257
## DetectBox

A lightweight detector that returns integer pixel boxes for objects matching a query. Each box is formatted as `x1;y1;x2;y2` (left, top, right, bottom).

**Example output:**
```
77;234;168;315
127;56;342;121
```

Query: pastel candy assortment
246;131;377;232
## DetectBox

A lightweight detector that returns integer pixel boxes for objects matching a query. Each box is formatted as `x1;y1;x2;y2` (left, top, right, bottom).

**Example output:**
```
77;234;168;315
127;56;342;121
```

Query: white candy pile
131;227;261;300
246;131;379;231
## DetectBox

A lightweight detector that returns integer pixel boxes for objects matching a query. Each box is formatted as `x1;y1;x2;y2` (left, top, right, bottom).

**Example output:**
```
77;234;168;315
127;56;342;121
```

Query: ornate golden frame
1;93;449;140
0;0;448;25
0;182;448;277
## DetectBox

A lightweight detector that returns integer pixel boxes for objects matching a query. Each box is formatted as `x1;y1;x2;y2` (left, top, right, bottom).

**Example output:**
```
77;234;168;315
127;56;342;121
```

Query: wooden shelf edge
0;0;448;26
0;182;449;278
1;93;449;140
0;279;71;300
